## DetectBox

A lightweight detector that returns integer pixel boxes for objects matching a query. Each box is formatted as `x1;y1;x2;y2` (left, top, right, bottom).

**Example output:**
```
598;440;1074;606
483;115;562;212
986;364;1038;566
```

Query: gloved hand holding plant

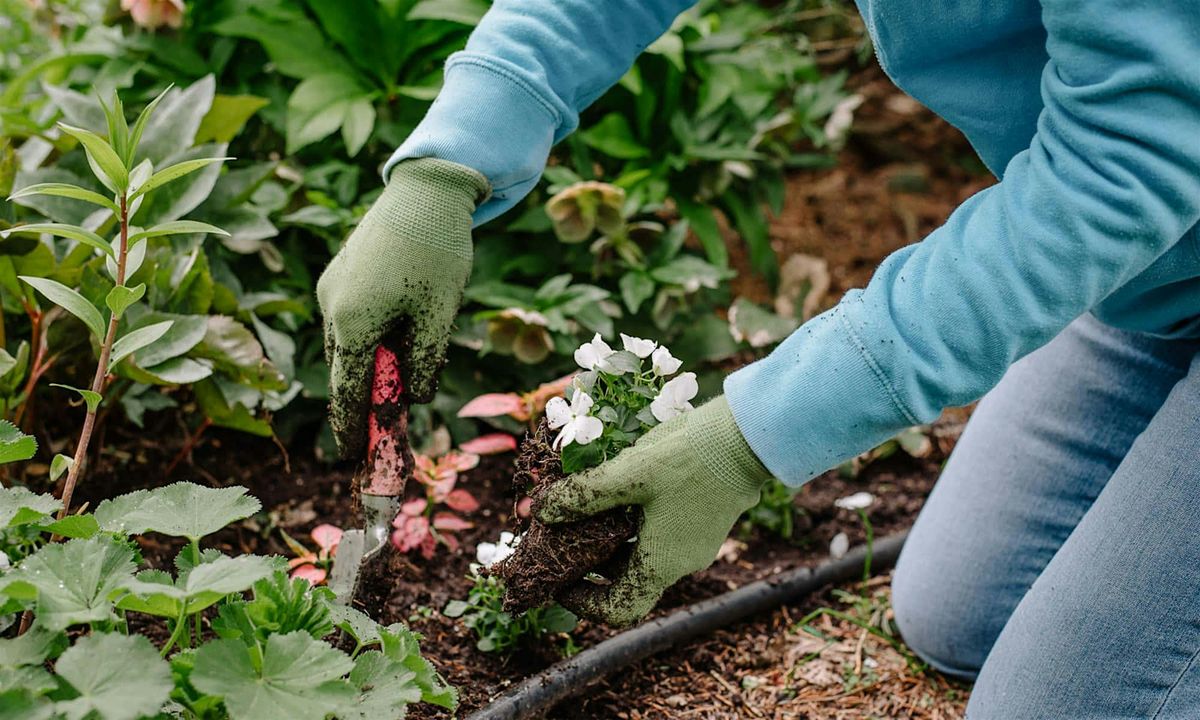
492;332;772;626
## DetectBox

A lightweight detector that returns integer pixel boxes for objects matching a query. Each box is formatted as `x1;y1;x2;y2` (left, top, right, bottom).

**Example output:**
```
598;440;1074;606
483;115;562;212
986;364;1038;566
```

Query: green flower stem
857;508;874;586
161;605;190;657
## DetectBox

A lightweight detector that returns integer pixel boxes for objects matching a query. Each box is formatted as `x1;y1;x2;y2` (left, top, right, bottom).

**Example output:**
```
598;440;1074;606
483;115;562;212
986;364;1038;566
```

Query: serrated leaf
19;276;105;338
109;320;173;370
58;124;128;192
49;384;102;414
0;420;36;464
104;283;145;317
379;624;456;709
106;238;147;282
329;605;382;648
0;486;60;528
191;633;356;720
38;514;98;540
117;554;274;618
0;665;55;695
128;221;229;244
53;633;172;720
93;482;261;541
1;223;113;258
131;157;232;201
337;651;421;720
0;627;65;668
2;535;136;630
6;184;119;214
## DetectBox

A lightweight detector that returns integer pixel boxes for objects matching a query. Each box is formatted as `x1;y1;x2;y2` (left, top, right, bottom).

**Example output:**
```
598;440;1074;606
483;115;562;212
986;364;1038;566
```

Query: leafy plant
741;478;805;540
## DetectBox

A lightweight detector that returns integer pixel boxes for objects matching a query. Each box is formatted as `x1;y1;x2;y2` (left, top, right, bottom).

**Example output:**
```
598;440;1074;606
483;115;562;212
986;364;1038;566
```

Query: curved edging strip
467;531;909;720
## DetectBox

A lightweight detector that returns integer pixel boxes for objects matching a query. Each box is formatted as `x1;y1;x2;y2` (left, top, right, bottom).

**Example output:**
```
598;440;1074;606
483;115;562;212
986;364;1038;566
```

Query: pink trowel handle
363;344;413;496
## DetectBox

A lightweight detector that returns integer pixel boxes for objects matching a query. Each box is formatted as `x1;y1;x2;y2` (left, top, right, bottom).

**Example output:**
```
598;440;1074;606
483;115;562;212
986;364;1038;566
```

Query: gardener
317;1;1200;715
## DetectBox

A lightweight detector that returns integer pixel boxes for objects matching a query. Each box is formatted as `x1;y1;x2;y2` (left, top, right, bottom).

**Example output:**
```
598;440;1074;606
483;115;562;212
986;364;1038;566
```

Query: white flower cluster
546;333;699;450
476;531;520;568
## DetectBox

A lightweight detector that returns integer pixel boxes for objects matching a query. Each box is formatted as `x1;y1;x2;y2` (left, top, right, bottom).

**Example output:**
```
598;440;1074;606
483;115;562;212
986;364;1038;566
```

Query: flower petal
545;396;571;429
445;488;480;513
620;333;656;358
571;415;604;445
652;346;682;376
459;433;518;455
834;492;875;511
569;388;595;415
433;512;474;531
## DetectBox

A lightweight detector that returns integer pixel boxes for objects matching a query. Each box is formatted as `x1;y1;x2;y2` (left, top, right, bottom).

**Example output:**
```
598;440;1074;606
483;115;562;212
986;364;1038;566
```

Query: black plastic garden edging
466;531;909;720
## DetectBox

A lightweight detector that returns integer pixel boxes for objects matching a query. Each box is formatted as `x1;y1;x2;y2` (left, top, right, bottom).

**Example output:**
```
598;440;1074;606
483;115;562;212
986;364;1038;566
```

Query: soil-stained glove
536;396;772;626
317;158;489;458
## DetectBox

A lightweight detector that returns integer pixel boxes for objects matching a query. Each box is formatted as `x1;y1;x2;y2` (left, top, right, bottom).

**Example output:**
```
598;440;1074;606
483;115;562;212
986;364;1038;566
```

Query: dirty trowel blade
329;529;366;605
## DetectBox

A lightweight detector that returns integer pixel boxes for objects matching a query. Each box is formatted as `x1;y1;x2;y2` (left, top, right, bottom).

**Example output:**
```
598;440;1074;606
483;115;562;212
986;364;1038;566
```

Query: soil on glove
491;420;638;613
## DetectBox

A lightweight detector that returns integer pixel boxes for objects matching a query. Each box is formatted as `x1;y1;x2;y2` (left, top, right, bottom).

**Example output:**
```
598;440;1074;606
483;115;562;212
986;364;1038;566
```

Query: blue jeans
892;314;1200;718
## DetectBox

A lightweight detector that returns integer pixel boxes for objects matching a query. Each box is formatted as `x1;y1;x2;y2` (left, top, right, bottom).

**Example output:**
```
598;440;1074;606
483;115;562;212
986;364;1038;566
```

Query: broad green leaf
0;627;65;668
127;84;172;166
0;486;59;528
129;221;229;244
379;624;457;709
0;349;17;381
106;238;147;282
132;357;213;385
49;454;73;483
131;157;232;201
49;384;102;414
104;283;145;317
196;95;269;144
191;633;356;720
53;633;172;720
129;313;207;368
285;73;372;154
41;84;106;132
19;276;105;338
109;320;174;370
649;256;735;292
117;555;274;617
408;0;488;24
579;114;648;160
337;652;422;720
0;421;37;464
0;665;55;695
2;535;136;630
193;380;272;437
2;224;113;258
329;605;382;648
619;271;655;314
135;76;214;164
57;124;128;192
676;199;728;267
340;99;375;157
94;482;261;541
38;514;99;540
6;184;119;214
194;316;286;391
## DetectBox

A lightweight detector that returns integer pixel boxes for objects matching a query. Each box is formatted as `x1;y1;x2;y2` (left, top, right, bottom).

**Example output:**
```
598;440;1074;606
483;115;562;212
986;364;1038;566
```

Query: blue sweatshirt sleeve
384;0;695;224
726;0;1200;484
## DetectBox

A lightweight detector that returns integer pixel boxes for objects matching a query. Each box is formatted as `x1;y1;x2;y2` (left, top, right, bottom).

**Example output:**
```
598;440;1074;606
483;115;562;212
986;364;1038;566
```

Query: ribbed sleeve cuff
723;301;920;487
384;54;565;226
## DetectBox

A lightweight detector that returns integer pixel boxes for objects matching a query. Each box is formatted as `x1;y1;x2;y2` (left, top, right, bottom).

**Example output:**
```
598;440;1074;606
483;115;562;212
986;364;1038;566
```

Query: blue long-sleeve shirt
387;0;1200;485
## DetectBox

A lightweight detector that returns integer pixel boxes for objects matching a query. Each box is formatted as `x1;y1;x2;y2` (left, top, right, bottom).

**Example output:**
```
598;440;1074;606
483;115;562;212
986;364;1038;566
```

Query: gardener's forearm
385;0;695;224
727;0;1200;484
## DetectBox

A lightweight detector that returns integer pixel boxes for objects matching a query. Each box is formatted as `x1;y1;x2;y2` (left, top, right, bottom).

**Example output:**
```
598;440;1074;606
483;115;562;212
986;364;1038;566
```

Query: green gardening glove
536;395;773;626
317;158;490;458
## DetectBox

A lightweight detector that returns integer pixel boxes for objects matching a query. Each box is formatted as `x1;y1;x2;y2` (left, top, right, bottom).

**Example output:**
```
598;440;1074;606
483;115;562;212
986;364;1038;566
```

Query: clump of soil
490;421;638;612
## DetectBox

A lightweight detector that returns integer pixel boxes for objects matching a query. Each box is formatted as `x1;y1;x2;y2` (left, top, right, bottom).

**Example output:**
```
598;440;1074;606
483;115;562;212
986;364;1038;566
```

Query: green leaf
104;283;145;318
127;85;172;166
191;633;356;720
135;76;215;165
619;271;655;314
0;627;65;668
109;320;174;370
338;652;422;720
329;605;383;648
128;220;229;244
193;316;286;391
52;633;172;720
284;74;373;155
98;93;130;167
408;0;488;24
2;224;113;258
6;184;119;214
196;94;270;144
19;276;105;338
131;157;232;201
649;256;735;292
49;454;73;483
676;199;728;267
117;555;274;617
38;514;99;540
340;99;375;157
579;114;648;160
57;124;128;192
1;535;136;630
93;482;261;541
0;420;37;465
127;313;207;367
379;624;456;709
0;665;55;696
0;486;60;528
49;384;102;414
106;238;147;282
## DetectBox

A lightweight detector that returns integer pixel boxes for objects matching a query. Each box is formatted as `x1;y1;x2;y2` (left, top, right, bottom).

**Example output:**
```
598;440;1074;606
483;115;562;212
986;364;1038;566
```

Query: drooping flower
650;372;698;422
574;333;626;375
546;389;604;449
651;345;682;376
829;532;850;559
121;0;185;29
834;492;875;511
476;531;521;568
620;333;656;359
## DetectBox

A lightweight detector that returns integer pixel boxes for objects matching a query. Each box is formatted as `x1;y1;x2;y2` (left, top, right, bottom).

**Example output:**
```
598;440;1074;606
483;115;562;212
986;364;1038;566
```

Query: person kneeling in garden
317;1;1200;716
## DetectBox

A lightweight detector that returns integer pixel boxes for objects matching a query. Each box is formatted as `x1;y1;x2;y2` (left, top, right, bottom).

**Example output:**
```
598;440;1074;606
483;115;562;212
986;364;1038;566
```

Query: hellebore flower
546;389;604;449
650;372;698;422
651;345;682;376
620;333;656;359
121;0;185;29
476;531;520;568
574;333;626;375
834;492;875;511
545;181;626;243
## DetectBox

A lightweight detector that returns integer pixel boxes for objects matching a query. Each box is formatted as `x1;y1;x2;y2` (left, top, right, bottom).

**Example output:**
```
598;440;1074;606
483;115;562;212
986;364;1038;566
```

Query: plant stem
161;607;189;658
858;508;874;586
57;194;129;522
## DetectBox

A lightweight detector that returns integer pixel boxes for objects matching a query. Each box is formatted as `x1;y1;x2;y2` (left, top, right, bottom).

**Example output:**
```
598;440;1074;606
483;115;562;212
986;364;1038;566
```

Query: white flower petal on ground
651;345;682;376
620;333;657;358
650;371;698;422
829;532;850;559
551;389;605;449
834;492;875;511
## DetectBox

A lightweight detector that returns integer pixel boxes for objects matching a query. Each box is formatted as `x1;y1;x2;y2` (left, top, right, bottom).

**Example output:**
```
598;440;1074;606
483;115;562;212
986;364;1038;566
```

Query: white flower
650;372;698;422
651;345;682;376
546;389;605;449
823;94;864;146
0;551;9;571
574;333;626;375
829;532;849;559
476;531;521;568
620;333;656;359
834;492;875;511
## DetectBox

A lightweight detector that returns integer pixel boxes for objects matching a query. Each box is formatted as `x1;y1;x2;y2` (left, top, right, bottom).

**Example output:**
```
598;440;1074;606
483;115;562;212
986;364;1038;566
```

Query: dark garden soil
60;62;985;718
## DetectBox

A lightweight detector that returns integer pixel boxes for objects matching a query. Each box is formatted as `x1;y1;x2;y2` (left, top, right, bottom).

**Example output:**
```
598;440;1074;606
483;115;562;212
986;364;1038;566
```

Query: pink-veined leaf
444;489;480;513
290;564;327;585
457;393;524;418
392;515;430;553
459;433;518;455
442;451;480;472
311;523;342;555
397;498;427;520
432;512;473;532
